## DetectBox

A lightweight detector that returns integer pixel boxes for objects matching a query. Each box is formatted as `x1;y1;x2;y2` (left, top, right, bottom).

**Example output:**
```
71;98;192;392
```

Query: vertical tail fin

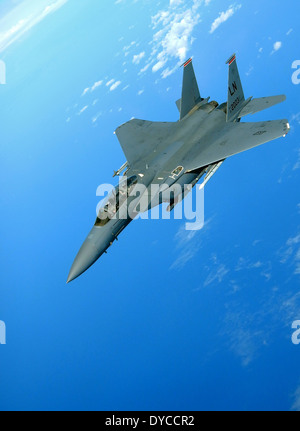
226;54;245;122
180;58;201;120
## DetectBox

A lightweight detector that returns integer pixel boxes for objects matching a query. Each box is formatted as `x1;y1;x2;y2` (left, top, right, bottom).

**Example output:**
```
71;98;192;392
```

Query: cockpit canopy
94;175;138;227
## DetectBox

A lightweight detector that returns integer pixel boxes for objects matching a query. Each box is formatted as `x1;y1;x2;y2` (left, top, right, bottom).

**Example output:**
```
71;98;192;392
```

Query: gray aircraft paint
67;55;289;283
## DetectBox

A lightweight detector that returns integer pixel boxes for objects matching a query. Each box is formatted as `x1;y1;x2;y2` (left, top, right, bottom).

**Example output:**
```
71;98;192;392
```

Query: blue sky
0;0;300;411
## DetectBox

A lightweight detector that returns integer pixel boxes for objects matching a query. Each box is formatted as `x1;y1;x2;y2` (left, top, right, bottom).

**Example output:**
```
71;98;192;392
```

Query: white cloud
286;234;300;246
204;264;229;287
279;230;300;275
291;385;300;411
293;149;300;171
91;80;103;92
106;79;115;87
170;219;214;270
236;258;264;271
123;41;136;53
81;88;90;96
78;105;88;115
274;41;282;50
126;0;211;80
92;112;102;123
246;65;254;76
170;0;183;6
210;4;242;34
290;112;300;127
137;89;144;96
0;0;69;53
139;63;151;74
132;51;145;65
110;81;121;91
152;60;167;73
81;80;103;97
295;250;300;275
161;65;178;79
271;41;282;54
149;0;203;78
223;312;266;367
170;225;201;270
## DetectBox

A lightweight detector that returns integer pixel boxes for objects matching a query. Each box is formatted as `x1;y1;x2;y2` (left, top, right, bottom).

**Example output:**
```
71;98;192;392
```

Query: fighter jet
67;54;289;283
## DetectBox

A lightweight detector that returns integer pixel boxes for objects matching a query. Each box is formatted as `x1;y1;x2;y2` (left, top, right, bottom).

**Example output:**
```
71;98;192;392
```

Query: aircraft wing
115;119;175;167
184;119;290;172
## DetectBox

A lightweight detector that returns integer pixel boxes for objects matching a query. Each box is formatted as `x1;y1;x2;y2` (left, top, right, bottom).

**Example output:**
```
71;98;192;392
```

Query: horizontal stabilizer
238;95;286;118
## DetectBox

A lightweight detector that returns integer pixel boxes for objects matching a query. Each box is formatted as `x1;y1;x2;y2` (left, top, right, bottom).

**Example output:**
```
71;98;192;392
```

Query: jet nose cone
67;239;100;283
